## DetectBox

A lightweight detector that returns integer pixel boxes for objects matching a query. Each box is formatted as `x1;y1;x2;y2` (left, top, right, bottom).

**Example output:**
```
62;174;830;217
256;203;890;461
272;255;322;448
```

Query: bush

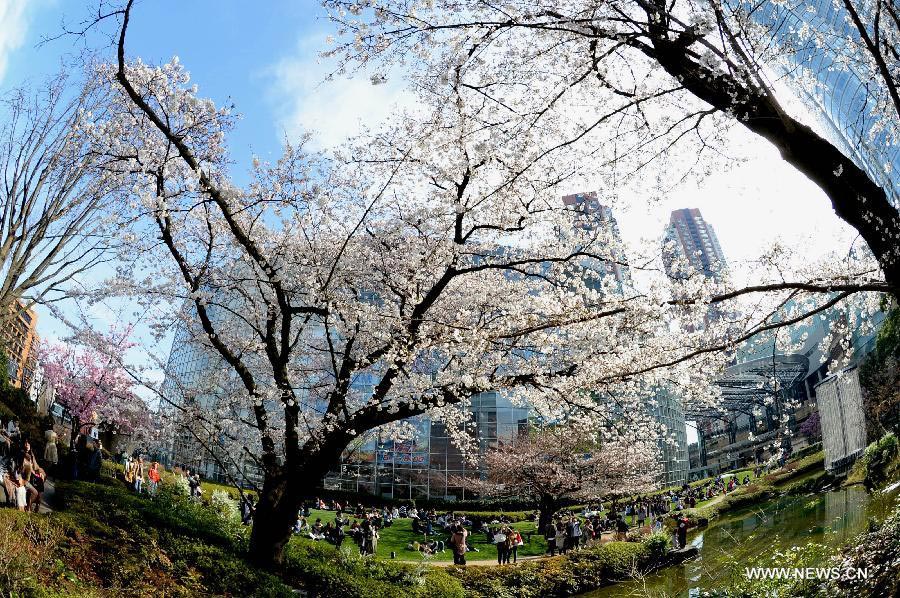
172;474;191;497
642;531;671;558
448;541;655;598
862;432;899;490
210;489;241;523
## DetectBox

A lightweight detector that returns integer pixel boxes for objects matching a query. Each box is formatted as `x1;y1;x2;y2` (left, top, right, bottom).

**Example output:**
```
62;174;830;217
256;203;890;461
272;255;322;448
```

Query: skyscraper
1;302;38;390
663;208;727;280
562;191;632;292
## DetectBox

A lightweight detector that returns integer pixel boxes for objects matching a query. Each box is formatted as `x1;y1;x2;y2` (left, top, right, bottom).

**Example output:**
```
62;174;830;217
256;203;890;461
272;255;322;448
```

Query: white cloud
267;32;415;149
0;0;29;83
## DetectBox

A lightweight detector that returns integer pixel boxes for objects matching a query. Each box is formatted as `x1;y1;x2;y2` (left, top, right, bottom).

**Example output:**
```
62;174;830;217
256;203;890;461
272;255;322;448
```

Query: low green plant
642;531;671;558
862;432;899;490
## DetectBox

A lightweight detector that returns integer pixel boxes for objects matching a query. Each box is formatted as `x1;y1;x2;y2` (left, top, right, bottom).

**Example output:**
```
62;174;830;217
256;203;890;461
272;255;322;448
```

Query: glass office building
326;391;531;500
650;387;690;486
751;0;898;203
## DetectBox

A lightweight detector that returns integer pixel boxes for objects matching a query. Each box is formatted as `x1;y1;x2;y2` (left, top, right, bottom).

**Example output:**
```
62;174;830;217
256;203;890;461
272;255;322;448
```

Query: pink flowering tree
799;411;821;439
453;428;659;533
40;331;149;449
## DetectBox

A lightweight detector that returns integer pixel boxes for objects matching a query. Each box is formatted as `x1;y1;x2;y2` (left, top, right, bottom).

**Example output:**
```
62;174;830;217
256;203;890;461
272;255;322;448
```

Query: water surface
582;485;899;597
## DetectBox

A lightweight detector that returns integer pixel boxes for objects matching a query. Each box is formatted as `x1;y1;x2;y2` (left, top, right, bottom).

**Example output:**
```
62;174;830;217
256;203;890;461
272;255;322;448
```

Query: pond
582;484;900;597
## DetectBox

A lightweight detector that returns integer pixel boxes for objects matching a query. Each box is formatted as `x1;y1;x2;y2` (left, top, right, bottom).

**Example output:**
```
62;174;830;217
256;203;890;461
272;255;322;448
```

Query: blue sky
0;0;410;339
2;1;325;165
1;0;410;173
0;0;421;399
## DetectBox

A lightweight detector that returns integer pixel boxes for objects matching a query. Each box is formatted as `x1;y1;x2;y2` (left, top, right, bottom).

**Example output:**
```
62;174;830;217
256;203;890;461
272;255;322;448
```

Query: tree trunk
247;473;301;569
538;495;560;534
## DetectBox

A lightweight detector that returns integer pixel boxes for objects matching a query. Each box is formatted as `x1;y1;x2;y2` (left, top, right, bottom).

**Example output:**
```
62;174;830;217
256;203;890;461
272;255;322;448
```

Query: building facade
326;391;532;500
650;387;690;486
753;0;898;204
562;191;632;292
2;302;38;390
816;366;867;473
663;208;727;280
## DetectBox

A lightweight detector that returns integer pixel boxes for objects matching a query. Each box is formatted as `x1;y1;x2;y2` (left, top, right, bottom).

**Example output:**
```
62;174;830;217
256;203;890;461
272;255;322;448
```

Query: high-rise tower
562;191;632;292
663;208;727;280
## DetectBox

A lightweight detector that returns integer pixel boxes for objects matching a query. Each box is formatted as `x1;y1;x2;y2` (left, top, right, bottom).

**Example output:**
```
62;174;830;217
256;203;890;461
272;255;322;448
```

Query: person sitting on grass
309;518;325;540
323;521;336;543
293;515;308;534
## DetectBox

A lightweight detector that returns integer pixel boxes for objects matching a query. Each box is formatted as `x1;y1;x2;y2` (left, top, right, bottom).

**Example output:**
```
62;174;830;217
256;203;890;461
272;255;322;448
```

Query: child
15;478;27;511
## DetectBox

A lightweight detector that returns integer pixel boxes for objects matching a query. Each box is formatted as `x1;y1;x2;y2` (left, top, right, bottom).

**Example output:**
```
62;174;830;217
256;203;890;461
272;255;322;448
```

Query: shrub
642;531;671;558
448;541;654;598
210;489;241;523
862;433;899;490
172;474;191;497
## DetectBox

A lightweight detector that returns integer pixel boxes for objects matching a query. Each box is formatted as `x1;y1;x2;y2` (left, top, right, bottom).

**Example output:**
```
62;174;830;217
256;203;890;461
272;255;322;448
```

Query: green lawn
296;509;547;562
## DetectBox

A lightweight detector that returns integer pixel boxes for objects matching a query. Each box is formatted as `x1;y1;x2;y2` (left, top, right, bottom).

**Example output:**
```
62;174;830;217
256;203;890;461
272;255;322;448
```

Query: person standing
508;529;522;564
132;457;146;494
124;454;134;485
615;516;628;541
544;520;558;556
564;518;576;553
147;462;161;496
450;524;468;565
677;517;688;550
366;521;379;555
494;526;508;565
570;518;582;551
43;428;58;473
555;519;567;555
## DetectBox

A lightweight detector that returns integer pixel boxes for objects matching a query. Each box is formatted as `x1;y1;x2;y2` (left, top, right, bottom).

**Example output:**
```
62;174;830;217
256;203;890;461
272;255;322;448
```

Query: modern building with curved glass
750;0;898;203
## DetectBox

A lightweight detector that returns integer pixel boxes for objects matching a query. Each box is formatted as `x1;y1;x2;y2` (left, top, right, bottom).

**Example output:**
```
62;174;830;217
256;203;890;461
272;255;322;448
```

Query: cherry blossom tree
65;1;892;568
452;427;658;532
799;411;821;439
40;331;149;449
325;0;900;300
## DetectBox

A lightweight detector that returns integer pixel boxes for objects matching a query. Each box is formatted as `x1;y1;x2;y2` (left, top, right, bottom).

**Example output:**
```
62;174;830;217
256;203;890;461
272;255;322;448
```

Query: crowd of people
121;453;163;496
286;469;762;566
0;418;58;512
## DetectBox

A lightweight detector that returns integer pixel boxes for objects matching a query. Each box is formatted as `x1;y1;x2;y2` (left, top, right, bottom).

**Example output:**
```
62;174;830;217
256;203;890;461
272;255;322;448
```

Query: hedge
283;542;464;598
448;540;658;598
